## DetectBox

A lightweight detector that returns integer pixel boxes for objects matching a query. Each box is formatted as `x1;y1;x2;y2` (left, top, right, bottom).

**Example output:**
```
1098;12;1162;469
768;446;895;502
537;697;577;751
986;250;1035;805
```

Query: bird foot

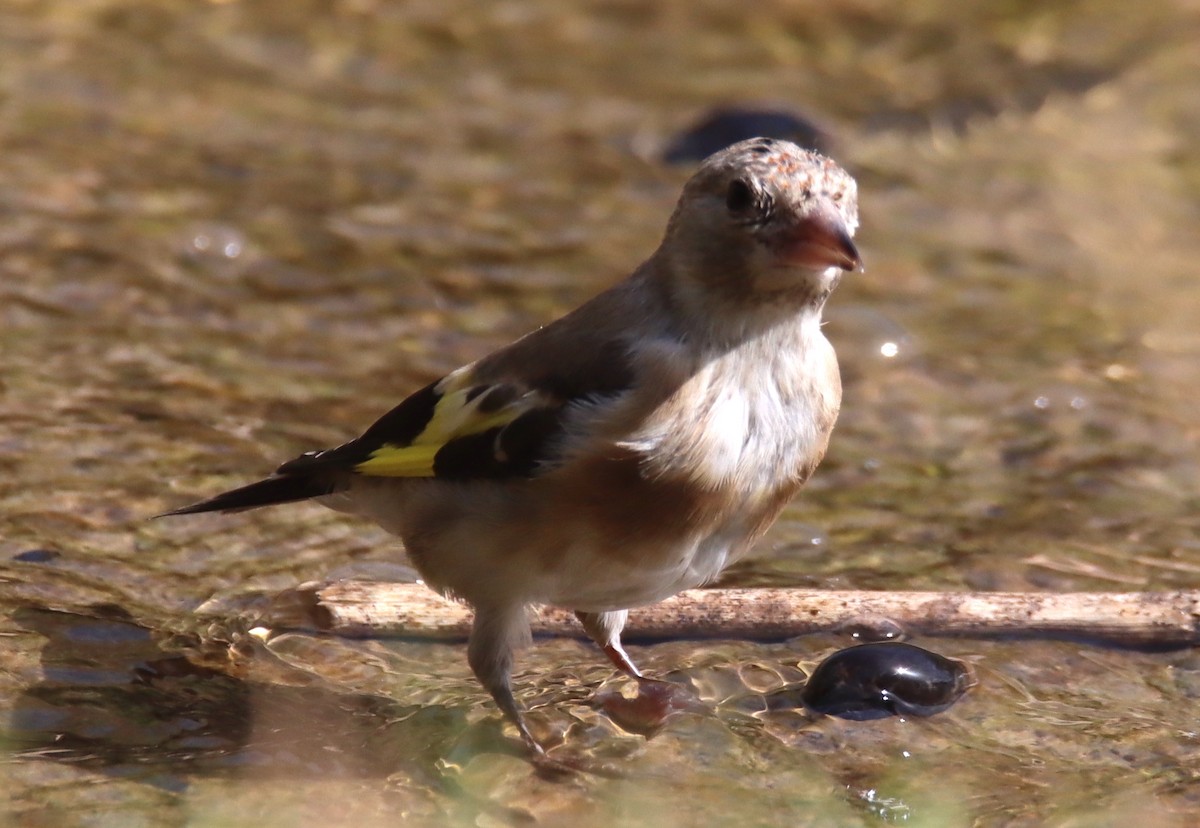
595;676;706;736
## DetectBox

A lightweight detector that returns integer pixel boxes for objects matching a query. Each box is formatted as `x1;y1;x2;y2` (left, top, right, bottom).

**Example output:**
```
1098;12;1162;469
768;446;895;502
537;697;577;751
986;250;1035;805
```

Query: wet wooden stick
262;582;1200;647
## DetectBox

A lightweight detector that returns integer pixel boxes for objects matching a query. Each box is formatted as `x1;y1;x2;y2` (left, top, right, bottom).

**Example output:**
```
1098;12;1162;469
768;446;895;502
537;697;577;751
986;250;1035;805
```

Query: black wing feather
159;473;337;516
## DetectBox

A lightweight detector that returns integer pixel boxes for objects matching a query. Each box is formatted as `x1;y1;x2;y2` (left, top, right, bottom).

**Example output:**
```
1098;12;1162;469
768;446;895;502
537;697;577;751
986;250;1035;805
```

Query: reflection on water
7;607;541;824
11;607;254;771
2;0;1200;823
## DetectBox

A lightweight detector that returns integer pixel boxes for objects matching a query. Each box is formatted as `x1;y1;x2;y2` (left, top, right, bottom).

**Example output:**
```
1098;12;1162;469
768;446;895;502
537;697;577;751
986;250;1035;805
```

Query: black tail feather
159;474;337;517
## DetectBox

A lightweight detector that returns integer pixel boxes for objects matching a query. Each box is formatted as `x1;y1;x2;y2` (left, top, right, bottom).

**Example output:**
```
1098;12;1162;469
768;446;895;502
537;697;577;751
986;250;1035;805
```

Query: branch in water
254;582;1200;648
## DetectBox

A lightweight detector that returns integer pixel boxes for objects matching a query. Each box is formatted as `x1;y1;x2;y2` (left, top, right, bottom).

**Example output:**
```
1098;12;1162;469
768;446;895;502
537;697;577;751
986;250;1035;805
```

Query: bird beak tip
780;214;861;273
841;236;864;273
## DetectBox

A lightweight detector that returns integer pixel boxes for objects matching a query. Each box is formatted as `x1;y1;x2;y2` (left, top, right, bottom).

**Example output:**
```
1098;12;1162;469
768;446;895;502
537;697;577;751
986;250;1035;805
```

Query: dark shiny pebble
661;106;828;165
801;642;972;721
12;548;60;564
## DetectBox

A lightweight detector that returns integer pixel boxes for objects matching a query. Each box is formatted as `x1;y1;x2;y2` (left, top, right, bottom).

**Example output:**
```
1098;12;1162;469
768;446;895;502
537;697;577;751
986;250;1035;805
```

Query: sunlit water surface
3;1;1200;825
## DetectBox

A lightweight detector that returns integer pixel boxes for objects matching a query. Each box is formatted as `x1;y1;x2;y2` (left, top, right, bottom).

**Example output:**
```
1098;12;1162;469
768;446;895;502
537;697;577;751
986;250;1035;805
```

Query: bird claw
528;749;626;780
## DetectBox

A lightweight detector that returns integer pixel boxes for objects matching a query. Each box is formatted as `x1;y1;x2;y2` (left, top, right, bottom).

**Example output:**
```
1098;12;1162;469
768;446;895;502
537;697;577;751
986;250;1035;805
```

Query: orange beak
776;208;862;272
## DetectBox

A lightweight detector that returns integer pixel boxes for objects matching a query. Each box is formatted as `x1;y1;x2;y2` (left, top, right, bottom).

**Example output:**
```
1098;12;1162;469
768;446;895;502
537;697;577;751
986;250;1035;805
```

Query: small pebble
596;677;706;736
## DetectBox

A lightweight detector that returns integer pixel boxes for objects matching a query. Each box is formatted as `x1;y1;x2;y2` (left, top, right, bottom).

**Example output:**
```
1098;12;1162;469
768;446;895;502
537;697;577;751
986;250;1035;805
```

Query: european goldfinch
167;138;861;753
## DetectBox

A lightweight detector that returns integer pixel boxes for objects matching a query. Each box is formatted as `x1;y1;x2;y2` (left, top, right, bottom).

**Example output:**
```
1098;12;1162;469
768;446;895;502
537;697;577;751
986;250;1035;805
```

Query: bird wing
161;366;586;516
278;277;654;484
275;365;574;481
164;275;650;515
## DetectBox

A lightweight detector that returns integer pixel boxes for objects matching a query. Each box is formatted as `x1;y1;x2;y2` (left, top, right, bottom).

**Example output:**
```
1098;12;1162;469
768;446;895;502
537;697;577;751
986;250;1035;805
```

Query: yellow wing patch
354;369;537;478
354;444;441;477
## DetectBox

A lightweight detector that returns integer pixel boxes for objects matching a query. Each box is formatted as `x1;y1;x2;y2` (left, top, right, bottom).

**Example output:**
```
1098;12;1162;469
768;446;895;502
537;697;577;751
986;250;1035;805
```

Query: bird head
659;138;860;322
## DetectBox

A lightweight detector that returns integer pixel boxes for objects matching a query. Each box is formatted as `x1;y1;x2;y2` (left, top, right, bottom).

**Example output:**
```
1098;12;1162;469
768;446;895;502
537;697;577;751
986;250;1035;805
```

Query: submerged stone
801;642;972;720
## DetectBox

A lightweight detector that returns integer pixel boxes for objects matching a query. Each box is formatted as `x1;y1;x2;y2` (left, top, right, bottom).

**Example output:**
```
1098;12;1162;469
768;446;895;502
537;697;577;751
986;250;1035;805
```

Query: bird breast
628;314;841;498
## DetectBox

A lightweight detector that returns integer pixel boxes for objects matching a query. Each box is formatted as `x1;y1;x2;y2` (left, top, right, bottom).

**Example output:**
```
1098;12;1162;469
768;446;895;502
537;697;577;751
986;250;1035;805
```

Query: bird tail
159;473;339;517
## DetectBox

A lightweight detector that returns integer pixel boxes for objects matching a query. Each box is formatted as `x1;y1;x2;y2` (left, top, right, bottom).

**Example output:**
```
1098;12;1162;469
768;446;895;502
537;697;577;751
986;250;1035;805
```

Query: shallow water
2;1;1200;824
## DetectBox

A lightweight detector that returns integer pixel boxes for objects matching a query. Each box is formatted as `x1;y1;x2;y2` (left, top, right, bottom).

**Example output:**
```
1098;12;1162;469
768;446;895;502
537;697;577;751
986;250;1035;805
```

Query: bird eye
725;178;755;213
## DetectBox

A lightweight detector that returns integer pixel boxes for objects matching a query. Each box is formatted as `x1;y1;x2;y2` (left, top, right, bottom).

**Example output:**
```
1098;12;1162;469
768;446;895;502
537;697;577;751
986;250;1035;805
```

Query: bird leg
468;606;630;777
577;609;709;733
467;605;542;754
575;610;642;677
